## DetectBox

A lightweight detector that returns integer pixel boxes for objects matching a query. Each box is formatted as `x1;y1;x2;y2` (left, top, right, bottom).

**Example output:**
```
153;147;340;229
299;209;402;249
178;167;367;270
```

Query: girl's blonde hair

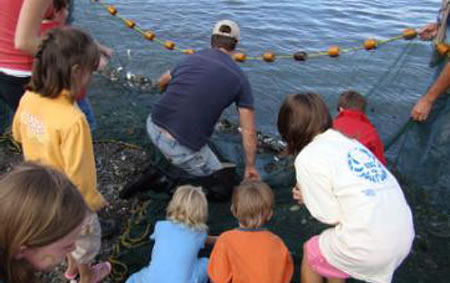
0;162;88;283
28;26;100;101
231;181;274;229
166;185;208;231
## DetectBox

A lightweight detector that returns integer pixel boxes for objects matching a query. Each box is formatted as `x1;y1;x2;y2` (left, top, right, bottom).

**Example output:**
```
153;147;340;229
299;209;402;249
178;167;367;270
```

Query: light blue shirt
126;220;209;283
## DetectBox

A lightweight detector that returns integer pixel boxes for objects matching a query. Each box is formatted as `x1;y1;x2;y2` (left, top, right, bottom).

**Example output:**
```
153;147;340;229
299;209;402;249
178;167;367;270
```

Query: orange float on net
164;41;175;50
144;31;156;41
124;19;136;29
435;43;450;56
263;51;276;62
183;49;195;55
364;38;377;50
107;6;117;15
233;53;247;62
328;46;340;57
403;28;417;40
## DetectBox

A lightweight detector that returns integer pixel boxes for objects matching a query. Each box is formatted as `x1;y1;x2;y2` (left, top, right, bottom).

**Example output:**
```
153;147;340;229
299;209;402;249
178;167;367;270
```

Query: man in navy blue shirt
147;20;259;180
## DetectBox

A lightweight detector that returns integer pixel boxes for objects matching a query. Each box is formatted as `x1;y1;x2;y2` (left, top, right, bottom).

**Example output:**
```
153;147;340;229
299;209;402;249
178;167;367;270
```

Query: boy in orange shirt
208;181;293;283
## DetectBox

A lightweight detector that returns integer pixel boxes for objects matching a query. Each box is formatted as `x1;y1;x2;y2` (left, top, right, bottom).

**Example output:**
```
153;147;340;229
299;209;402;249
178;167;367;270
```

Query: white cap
212;20;240;42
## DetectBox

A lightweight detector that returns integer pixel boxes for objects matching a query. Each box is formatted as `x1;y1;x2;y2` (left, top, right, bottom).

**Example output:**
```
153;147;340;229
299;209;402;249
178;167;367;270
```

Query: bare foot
80;261;112;283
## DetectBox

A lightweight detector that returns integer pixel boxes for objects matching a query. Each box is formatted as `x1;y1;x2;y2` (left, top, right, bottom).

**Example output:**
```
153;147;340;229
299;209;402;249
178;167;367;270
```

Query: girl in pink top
0;0;54;111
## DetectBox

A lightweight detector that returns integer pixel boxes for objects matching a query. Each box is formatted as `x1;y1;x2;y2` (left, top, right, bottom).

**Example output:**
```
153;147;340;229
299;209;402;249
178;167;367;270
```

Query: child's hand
99;45;114;58
292;184;304;205
98;200;111;211
95;43;114;71
97;55;109;71
206;235;218;245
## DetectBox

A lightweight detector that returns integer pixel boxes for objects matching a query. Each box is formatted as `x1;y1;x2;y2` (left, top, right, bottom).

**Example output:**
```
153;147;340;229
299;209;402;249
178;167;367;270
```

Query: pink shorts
305;236;350;279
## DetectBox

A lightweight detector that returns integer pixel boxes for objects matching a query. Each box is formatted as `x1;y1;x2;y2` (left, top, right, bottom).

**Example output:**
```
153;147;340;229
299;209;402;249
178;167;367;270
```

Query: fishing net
71;1;449;281
1;0;447;282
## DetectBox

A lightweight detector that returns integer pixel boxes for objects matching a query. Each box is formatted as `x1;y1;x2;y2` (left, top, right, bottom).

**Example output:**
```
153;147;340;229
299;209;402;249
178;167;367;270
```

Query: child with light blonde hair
208;181;293;283
126;185;215;283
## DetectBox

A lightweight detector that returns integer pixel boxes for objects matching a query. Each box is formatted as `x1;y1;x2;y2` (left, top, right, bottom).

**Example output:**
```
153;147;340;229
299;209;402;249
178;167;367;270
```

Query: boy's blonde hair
231;181;274;229
0;162;87;283
166;185;208;231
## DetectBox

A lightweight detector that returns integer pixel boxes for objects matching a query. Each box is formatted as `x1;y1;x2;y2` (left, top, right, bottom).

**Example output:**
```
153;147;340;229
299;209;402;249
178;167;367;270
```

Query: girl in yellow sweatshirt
13;27;110;283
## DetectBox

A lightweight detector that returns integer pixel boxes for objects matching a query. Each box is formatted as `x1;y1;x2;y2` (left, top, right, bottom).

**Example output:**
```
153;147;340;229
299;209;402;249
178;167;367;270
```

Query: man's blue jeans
146;116;221;176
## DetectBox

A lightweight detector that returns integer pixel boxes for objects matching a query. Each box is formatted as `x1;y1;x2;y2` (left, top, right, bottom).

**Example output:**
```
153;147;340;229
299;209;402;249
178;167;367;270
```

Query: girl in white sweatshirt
277;93;414;283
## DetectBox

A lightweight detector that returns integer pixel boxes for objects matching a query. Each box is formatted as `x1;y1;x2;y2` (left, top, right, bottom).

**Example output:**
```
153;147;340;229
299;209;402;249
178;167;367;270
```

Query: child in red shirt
333;90;387;165
208;181;293;283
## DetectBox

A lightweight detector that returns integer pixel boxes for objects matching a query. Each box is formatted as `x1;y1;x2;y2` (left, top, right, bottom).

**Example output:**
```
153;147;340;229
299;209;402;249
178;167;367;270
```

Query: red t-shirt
333;109;387;165
0;0;34;71
40;20;61;34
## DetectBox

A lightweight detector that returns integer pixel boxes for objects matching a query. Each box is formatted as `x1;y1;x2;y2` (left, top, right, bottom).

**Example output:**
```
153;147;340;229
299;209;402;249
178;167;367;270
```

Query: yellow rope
93;0;420;62
108;201;153;280
109;256;129;281
119;201;153;248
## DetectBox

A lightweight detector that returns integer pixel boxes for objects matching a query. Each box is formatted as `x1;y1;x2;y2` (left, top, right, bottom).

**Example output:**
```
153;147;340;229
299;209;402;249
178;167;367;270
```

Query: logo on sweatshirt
347;147;387;184
21;112;48;143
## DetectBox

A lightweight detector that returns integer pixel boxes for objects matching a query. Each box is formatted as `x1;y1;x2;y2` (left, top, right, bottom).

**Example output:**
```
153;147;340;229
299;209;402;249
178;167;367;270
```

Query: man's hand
411;97;434;121
244;165;260;181
411;63;450;122
292;184;304;205
239;108;260;181
158;71;172;92
418;23;439;41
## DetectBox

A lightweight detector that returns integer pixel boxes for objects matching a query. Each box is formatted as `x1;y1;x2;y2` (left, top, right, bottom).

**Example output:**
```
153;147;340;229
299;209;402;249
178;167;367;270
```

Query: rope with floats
91;0;450;63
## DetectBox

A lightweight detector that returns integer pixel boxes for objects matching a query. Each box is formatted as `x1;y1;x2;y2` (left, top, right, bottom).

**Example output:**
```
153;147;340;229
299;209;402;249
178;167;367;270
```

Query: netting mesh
82;16;450;283
1;1;448;282
101;44;450;281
